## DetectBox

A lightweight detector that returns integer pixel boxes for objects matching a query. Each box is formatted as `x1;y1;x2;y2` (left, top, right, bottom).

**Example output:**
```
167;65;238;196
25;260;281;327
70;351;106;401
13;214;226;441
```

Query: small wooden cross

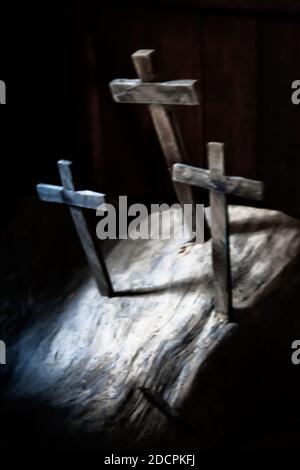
173;142;264;321
37;160;113;297
110;49;202;236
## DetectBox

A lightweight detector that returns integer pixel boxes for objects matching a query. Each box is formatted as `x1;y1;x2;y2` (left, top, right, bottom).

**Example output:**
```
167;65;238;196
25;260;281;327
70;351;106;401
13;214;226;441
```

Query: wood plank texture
203;17;257;183
57;161;113;297
74;5;300;212
173;142;264;319
259;20;300;211
129;48;200;236
110;79;199;105
37;184;105;210
173;163;264;200
37;161;113;297
208;143;232;318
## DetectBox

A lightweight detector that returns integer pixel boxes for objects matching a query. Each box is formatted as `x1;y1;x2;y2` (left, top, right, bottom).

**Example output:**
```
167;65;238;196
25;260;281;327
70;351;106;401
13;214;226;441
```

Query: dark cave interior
0;1;300;451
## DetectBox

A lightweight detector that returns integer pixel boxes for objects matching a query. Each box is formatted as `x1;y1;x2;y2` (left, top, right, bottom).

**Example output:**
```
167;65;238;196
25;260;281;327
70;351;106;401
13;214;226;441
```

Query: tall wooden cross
173;142;264;321
37;160;113;297
110;49;202;237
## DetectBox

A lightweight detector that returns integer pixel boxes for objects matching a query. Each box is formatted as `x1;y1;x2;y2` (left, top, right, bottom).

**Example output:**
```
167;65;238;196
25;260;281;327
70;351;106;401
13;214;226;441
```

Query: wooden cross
172;142;264;321
110;49;202;236
37;160;113;297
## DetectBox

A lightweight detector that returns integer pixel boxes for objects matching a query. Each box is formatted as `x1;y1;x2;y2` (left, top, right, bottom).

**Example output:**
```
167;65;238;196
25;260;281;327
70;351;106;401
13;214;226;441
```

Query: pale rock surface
5;206;300;448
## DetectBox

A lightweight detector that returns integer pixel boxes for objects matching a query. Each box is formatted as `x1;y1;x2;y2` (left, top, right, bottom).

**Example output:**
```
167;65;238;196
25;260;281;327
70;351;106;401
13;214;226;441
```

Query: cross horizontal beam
110;79;199;105
37;184;105;210
173;163;264;201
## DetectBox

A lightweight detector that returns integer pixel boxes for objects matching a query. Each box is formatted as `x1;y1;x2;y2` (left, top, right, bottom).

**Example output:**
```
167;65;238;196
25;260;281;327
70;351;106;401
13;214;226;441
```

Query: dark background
0;2;84;230
1;0;300;234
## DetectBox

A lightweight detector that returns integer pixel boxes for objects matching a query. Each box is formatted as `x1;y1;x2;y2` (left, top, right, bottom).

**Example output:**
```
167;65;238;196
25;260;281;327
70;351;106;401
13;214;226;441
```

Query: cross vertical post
110;49;206;239
132;50;196;230
207;143;232;318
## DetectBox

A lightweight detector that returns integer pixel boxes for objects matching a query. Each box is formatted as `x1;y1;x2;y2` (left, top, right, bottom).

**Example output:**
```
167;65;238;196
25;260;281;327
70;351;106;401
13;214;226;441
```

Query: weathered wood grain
173;163;264;200
128;49;200;237
208;143;232;318
37;160;113;297
84;8;300;213
132;49;155;82
110;79;199;105
37;184;105;210
173;143;264;319
149;104;199;233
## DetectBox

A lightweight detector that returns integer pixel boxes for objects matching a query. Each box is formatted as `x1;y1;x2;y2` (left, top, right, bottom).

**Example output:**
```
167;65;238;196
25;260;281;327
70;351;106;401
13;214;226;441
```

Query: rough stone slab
5;206;300;448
